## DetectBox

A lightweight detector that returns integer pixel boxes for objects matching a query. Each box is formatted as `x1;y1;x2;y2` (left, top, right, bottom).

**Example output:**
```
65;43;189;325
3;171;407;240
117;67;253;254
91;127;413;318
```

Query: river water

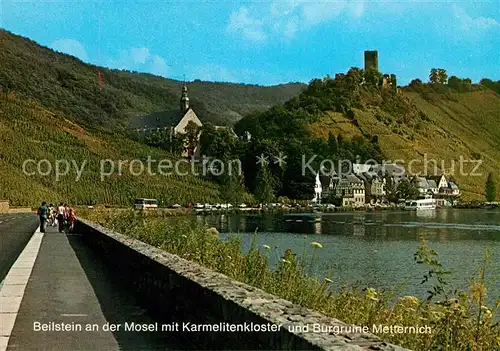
195;209;500;304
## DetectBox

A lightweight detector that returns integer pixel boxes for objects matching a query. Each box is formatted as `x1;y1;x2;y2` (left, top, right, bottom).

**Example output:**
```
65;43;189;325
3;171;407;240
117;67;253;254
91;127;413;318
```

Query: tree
410;78;422;87
448;76;461;90
390;74;397;90
364;68;383;86
328;132;338;155
254;163;275;204
346;67;364;86
184;121;202;157
429;68;447;84
396;178;419;200
485;172;496;202
337;134;344;148
219;169;246;204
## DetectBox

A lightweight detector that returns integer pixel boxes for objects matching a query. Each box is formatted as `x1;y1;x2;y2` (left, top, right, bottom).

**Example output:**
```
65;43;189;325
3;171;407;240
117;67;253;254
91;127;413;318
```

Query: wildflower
481;305;492;319
206;227;219;236
311;241;323;249
365;288;378;301
283;248;293;260
400;296;419;306
471;282;486;303
447;298;459;309
263;244;271;250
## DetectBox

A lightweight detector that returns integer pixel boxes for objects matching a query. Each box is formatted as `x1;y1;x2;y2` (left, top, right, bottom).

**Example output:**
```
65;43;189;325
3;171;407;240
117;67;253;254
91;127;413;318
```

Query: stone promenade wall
9;207;33;213
74;219;408;351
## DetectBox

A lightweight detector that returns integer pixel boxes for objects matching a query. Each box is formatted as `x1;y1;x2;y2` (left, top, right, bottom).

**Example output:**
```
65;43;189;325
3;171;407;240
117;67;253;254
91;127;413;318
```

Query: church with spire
130;82;203;157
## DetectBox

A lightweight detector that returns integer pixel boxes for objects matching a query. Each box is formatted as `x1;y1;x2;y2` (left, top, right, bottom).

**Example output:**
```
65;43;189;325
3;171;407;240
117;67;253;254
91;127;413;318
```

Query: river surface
193;209;500;304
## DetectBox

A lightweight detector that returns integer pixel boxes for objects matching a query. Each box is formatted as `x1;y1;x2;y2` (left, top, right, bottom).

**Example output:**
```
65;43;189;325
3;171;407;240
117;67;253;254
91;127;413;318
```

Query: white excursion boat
404;198;437;210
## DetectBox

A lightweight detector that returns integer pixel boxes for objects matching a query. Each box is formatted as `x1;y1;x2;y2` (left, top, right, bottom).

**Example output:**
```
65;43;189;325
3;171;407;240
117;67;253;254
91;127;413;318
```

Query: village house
357;172;386;202
335;174;365;207
374;163;406;186
312;171;339;203
411;176;433;196
410;174;460;205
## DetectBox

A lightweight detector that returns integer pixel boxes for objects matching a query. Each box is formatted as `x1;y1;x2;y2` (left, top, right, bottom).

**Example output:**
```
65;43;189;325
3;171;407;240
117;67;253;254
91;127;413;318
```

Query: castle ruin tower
180;83;190;114
364;50;378;71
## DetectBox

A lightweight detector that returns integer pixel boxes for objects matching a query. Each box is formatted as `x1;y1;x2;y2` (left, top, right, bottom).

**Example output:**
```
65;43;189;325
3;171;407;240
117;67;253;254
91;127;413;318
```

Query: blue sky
1;0;499;86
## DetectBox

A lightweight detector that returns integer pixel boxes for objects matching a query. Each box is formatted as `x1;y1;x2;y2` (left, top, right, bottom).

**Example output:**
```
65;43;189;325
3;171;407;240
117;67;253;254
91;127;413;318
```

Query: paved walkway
1;224;183;351
0;213;39;284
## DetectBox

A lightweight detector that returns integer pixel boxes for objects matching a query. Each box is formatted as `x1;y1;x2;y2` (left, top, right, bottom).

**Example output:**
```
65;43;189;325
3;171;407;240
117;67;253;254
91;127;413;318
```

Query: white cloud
151;55;168;77
105;48;170;78
227;7;267;42
130;47;150;64
229;0;366;42
50;39;89;62
453;6;499;33
300;2;348;26
189;64;238;83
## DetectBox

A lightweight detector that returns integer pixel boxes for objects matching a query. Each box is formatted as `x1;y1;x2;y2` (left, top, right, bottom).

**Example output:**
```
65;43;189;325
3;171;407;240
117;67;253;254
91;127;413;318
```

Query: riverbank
81;209;499;351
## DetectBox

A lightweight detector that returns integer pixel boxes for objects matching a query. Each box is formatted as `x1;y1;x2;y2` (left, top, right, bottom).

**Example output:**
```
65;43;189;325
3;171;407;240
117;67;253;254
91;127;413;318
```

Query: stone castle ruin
364;50;379;71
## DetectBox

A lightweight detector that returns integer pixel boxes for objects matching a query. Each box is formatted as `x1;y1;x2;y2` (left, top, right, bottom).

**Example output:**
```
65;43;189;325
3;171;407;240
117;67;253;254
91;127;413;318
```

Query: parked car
239;203;247;208
170;204;181;208
194;203;204;209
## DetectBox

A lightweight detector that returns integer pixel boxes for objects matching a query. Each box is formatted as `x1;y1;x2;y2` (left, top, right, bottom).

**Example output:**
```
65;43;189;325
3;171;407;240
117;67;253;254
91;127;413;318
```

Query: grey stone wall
364;51;379;72
75;219;408;351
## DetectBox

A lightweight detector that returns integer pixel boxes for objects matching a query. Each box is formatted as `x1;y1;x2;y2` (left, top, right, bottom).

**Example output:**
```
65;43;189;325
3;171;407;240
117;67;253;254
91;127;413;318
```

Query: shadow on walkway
66;232;190;351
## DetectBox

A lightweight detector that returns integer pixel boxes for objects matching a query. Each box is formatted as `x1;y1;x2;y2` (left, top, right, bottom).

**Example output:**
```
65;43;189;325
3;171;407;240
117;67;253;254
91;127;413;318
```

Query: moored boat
404;198;437;210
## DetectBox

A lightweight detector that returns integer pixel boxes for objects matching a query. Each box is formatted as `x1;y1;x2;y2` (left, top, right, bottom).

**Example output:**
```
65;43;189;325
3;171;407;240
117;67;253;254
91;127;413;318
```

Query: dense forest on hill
0;29;305;131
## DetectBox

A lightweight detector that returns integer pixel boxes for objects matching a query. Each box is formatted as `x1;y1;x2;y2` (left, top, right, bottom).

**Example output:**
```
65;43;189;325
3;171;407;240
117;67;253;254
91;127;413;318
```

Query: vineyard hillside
0;95;226;207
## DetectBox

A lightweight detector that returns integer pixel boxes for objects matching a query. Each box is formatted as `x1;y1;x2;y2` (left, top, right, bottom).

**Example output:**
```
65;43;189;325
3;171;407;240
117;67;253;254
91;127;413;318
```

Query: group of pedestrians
37;202;76;233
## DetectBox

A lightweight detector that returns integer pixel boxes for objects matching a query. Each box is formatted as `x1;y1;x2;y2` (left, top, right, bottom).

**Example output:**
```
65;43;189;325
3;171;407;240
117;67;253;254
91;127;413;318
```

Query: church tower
180;83;189;114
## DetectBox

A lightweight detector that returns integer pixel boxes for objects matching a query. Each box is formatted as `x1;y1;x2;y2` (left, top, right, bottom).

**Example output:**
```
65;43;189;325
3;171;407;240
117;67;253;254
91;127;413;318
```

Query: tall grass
84;209;499;351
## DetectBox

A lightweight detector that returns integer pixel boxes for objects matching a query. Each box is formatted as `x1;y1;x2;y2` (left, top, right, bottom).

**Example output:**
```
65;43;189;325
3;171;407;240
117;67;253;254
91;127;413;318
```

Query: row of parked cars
168;203;249;209
192;203;249;209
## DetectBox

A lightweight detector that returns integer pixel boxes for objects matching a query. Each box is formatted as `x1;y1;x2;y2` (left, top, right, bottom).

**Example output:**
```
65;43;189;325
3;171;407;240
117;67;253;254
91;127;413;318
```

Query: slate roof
427;175;444;183
412;176;429;188
129;109;188;129
345;174;363;184
427;180;438;188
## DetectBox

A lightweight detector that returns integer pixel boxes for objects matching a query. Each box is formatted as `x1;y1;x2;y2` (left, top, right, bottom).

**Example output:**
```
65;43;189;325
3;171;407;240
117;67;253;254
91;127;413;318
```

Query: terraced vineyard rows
0;95;223;207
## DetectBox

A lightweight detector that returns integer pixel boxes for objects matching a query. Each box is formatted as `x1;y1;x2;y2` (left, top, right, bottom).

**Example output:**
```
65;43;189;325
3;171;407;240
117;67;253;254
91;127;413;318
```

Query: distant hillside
0;29;305;131
0;95;236;207
235;70;500;201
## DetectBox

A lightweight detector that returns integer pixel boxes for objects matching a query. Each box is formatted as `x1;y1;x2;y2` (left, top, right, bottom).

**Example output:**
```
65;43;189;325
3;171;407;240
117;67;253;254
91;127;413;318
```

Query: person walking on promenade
47;203;54;226
37;201;48;233
57;202;65;233
68;208;76;233
51;205;57;227
63;203;70;233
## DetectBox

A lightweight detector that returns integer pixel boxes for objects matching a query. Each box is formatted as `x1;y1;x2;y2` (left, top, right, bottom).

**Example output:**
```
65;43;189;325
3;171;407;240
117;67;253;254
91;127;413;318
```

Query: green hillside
0;29;305;131
235;70;500;201
0;95;228;207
